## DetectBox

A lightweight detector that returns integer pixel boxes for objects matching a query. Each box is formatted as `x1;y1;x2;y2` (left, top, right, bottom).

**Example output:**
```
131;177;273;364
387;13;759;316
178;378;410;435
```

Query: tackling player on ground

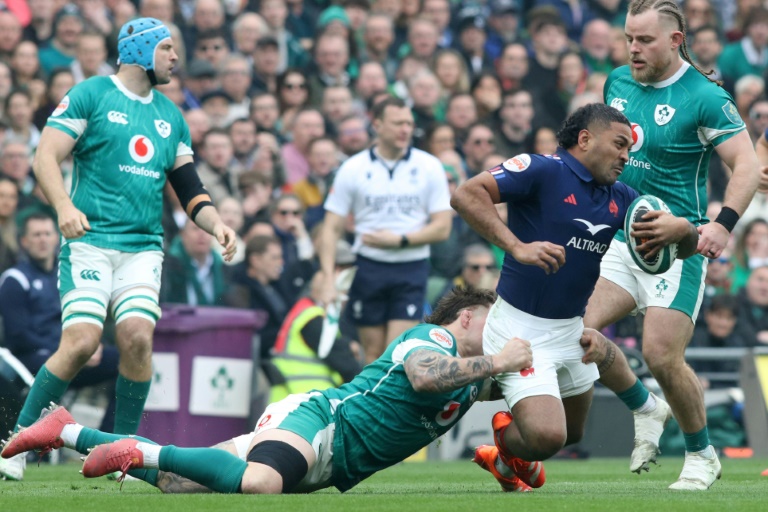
582;0;760;490
2;287;534;494
0;18;236;481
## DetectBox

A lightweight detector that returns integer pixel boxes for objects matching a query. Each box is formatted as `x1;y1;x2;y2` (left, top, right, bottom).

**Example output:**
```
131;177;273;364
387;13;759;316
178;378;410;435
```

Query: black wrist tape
714;206;739;233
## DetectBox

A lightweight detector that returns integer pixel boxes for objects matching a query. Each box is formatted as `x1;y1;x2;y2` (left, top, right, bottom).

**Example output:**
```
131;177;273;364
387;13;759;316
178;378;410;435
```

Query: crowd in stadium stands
1;0;768;401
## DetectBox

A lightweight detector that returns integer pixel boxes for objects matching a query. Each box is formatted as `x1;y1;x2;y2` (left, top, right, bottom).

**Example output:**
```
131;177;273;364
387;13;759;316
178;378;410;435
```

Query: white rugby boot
669;447;722;490
0;453;26;481
629;393;673;473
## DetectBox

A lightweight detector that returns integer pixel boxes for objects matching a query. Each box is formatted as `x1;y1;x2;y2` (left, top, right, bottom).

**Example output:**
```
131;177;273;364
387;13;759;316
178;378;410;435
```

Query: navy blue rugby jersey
491;149;639;319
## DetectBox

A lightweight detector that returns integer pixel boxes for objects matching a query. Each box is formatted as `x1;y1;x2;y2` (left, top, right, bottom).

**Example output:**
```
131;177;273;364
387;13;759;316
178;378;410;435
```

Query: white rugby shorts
483;297;598;409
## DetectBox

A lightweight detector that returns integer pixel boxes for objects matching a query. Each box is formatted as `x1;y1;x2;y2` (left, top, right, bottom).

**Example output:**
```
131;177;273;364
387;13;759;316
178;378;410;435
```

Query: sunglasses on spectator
466;264;496;271
284;82;307;90
278;209;302;216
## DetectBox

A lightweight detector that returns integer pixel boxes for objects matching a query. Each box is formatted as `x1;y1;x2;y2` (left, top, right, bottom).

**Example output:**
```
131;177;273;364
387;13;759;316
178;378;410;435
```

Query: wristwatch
400;235;410;248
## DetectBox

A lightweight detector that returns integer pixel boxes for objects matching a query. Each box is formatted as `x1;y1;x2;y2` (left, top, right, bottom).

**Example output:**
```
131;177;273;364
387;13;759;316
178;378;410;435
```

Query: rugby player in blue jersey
451;102;700;490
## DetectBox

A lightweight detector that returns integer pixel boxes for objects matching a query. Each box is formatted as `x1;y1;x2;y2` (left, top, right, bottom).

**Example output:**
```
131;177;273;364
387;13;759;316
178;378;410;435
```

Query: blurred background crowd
2;0;768;405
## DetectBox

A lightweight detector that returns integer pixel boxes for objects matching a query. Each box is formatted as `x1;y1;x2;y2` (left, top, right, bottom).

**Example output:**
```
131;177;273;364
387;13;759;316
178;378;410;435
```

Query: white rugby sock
60;423;83;449
136;442;161;468
694;445;715;459
635;393;657;414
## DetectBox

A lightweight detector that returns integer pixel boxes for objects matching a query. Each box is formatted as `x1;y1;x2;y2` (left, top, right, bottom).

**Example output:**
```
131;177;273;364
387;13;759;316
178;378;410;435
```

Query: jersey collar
110;75;153;104
640;60;690;89
556;148;595;184
368;145;413;163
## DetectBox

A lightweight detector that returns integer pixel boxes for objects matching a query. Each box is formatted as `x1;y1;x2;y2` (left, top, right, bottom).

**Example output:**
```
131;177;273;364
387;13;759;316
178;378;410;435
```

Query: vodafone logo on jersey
435;401;461;426
129;135;155;164
630;123;644;153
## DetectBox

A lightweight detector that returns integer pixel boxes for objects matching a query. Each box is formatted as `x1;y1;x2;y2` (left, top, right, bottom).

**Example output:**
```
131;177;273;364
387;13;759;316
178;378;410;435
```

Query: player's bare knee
240;466;283;494
643;348;683;378
59;335;101;366
117;328;153;365
245;440;309;494
526;427;567;460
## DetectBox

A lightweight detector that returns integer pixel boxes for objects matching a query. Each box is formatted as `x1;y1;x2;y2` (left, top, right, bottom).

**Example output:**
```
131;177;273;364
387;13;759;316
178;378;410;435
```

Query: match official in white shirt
318;97;452;363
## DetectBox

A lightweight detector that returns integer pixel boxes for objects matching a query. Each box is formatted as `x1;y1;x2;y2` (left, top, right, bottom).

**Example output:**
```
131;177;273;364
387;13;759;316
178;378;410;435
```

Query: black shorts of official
347;256;429;326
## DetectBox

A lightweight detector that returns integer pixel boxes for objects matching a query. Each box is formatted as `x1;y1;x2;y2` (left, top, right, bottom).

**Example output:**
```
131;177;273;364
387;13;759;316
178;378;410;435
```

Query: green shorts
233;392;336;493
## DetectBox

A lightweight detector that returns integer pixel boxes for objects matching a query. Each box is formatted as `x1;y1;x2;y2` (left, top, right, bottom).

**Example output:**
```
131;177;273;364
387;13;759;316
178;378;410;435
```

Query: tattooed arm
404;350;496;393
156;471;213;494
403;337;532;394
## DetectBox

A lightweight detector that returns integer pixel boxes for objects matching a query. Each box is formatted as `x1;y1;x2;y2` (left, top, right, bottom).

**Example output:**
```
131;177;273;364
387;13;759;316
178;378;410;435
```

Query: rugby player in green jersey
580;0;759;491
0;18;236;481
2;287;545;494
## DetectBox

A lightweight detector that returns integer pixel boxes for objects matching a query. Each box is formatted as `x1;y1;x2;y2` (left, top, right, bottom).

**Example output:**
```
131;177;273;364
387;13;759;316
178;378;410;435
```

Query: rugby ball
624;195;678;275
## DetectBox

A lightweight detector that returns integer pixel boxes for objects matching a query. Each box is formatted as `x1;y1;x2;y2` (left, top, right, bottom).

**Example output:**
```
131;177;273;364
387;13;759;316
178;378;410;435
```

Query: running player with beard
582;0;759;491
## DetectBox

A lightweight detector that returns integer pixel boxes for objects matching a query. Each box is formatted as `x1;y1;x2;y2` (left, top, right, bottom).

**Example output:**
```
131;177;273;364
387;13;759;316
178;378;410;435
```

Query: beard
629;54;672;83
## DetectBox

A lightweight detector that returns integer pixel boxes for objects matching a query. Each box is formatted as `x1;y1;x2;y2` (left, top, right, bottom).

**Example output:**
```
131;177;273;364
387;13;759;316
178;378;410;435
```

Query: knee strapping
111;294;161;325
246;440;309;493
62;293;108;329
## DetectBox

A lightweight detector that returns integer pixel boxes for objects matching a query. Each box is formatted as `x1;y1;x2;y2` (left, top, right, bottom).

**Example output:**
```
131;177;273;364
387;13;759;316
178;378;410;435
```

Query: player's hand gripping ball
625;195;678;275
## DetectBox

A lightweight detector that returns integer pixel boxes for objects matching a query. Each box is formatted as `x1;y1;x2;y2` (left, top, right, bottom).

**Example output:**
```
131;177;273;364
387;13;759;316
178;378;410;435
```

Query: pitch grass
2;457;768;512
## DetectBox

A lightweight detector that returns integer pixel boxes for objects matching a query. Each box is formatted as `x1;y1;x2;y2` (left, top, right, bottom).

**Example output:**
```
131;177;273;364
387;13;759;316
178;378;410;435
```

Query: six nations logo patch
502;154;531;172
429;328;454;350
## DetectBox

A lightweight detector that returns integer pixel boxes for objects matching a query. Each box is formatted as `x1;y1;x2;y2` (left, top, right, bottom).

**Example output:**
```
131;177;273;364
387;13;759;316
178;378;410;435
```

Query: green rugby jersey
325;324;484;492
46;75;192;252
605;62;744;238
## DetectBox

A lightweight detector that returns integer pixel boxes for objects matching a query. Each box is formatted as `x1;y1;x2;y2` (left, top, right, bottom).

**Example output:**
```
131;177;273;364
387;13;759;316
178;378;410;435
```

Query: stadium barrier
137;305;265;447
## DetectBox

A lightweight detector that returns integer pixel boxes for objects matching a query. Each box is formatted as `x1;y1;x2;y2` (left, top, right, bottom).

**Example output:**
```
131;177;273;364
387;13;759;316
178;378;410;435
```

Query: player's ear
460;308;471;328
578;129;591;150
669;30;684;49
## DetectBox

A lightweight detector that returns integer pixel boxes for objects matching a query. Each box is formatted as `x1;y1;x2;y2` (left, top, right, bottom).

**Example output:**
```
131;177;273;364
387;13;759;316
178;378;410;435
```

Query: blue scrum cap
117;17;172;79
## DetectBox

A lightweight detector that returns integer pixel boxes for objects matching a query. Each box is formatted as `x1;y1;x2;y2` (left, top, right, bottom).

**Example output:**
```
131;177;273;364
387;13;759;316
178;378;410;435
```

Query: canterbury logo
108;111;128;124
79;269;101;281
564;194;577;205
574;219;611;235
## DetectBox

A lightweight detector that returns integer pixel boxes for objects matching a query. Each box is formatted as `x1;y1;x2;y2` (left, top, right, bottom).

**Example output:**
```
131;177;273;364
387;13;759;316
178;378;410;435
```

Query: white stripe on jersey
176;142;193;158
698;125;743;145
392;339;450;364
0;268;30;291
368;364;401;395
49;118;87;138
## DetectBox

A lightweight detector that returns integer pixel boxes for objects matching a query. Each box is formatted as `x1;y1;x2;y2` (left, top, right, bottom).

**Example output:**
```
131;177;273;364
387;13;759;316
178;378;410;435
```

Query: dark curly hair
424;286;496;326
557;103;630;150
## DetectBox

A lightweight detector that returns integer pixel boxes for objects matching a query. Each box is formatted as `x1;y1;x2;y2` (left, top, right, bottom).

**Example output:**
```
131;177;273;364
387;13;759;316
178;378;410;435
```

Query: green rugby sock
616;378;650;411
114;375;151;434
16;365;69;430
159;446;248;494
683;427;710;453
75;427;157;454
